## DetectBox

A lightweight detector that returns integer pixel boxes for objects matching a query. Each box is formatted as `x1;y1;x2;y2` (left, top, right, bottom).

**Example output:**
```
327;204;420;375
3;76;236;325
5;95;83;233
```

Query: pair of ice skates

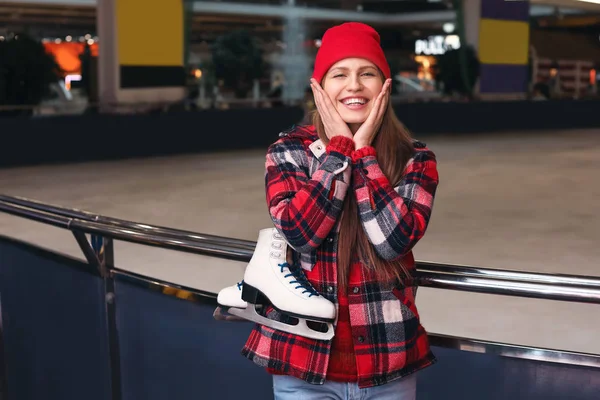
214;228;336;340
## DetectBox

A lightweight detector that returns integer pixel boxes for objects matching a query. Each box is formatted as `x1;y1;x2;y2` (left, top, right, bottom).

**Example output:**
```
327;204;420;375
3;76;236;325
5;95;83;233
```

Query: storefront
43;39;99;90
530;30;600;99
413;34;460;80
395;34;460;93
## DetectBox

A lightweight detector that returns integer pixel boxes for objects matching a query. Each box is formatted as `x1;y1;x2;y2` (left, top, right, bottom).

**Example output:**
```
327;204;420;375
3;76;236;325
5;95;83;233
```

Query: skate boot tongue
279;262;320;297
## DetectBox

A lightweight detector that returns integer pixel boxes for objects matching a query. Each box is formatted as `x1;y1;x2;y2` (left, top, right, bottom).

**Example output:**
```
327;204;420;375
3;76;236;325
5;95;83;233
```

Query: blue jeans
273;374;417;400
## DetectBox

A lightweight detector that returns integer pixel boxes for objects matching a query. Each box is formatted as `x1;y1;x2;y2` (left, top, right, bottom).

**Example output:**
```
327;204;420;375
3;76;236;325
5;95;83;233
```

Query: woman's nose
346;75;363;91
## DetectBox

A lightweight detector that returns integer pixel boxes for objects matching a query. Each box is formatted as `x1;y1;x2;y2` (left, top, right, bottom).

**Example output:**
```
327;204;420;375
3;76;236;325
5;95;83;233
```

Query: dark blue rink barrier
1;195;599;399
2;99;600;168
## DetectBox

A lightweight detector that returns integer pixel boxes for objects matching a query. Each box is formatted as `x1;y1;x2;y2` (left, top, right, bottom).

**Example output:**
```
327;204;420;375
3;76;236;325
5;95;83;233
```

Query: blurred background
0;0;599;366
0;0;599;116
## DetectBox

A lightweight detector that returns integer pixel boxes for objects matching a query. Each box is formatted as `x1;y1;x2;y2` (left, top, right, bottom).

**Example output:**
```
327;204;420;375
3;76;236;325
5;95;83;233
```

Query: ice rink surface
1;128;599;354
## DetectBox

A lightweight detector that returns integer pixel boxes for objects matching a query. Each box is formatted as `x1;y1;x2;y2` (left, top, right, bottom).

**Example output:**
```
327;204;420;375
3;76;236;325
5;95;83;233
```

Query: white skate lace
279;262;320;297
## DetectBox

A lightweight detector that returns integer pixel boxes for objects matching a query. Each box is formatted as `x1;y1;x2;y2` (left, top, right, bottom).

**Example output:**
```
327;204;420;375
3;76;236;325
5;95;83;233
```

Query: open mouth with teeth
340;97;369;110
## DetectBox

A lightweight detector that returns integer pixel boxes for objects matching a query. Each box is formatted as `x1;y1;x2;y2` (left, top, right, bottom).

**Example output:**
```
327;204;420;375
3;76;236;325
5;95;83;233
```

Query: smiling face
322;58;384;133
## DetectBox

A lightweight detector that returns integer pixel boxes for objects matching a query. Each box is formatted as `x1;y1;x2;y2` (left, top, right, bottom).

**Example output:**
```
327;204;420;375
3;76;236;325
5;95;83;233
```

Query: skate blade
213;306;249;322
228;304;334;341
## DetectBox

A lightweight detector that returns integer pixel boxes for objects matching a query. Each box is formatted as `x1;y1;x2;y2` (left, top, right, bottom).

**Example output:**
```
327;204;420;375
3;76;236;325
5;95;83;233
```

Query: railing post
92;235;122;400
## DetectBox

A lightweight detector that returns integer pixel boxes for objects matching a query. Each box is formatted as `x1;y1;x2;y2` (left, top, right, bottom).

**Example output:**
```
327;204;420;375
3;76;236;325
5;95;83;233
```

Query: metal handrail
0;195;256;251
0;201;253;263
2;195;600;287
2;195;600;305
417;261;600;289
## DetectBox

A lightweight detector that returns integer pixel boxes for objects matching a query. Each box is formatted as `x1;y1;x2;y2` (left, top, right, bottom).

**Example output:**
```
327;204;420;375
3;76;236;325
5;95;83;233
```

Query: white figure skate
214;281;249;322
215;228;336;341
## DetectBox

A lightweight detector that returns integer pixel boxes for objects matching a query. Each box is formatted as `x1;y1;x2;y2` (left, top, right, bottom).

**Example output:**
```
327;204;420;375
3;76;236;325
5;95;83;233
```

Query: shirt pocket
391;285;420;322
372;290;421;352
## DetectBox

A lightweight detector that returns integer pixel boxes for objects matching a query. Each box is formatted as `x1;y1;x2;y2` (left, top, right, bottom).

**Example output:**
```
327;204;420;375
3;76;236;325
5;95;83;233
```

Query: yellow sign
479;19;529;65
116;0;184;67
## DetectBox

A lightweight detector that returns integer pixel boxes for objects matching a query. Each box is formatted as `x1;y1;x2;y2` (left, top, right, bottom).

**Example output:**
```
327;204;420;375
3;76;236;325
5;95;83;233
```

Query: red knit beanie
312;22;390;83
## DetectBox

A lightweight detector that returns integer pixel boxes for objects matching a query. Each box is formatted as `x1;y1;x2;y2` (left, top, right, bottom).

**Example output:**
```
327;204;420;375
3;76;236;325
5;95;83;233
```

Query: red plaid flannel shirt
241;125;439;388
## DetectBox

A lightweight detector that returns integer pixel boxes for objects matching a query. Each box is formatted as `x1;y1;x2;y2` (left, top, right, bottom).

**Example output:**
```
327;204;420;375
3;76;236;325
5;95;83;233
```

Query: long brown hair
312;74;415;292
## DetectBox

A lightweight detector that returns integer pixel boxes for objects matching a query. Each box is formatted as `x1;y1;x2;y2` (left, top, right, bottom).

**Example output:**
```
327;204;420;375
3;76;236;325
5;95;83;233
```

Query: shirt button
327;286;334;293
327;237;334;243
357;336;365;343
362;169;369;175
352;287;360;294
336;163;343;169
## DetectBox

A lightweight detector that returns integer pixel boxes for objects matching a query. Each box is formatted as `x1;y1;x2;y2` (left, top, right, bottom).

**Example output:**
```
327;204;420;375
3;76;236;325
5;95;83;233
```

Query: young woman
241;22;440;399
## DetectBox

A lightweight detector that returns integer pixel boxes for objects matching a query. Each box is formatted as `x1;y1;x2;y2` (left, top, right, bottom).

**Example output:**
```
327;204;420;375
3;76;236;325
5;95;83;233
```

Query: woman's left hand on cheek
353;79;391;150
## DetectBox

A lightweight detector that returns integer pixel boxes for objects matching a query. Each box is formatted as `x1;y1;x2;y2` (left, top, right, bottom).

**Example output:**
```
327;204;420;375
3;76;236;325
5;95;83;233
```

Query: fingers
377;79;391;120
365;79;390;126
310;78;350;139
310;80;329;117
374;79;391;124
310;82;324;114
310;79;337;115
310;77;390;141
309;79;322;108
359;79;390;139
380;79;391;104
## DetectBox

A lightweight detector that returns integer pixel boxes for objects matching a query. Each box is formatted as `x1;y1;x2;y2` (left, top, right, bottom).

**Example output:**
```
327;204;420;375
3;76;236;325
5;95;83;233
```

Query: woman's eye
362;72;375;77
333;74;344;78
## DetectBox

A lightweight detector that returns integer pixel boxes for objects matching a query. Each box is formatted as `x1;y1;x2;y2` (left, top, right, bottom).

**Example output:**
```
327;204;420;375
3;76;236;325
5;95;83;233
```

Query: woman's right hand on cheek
310;78;353;141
